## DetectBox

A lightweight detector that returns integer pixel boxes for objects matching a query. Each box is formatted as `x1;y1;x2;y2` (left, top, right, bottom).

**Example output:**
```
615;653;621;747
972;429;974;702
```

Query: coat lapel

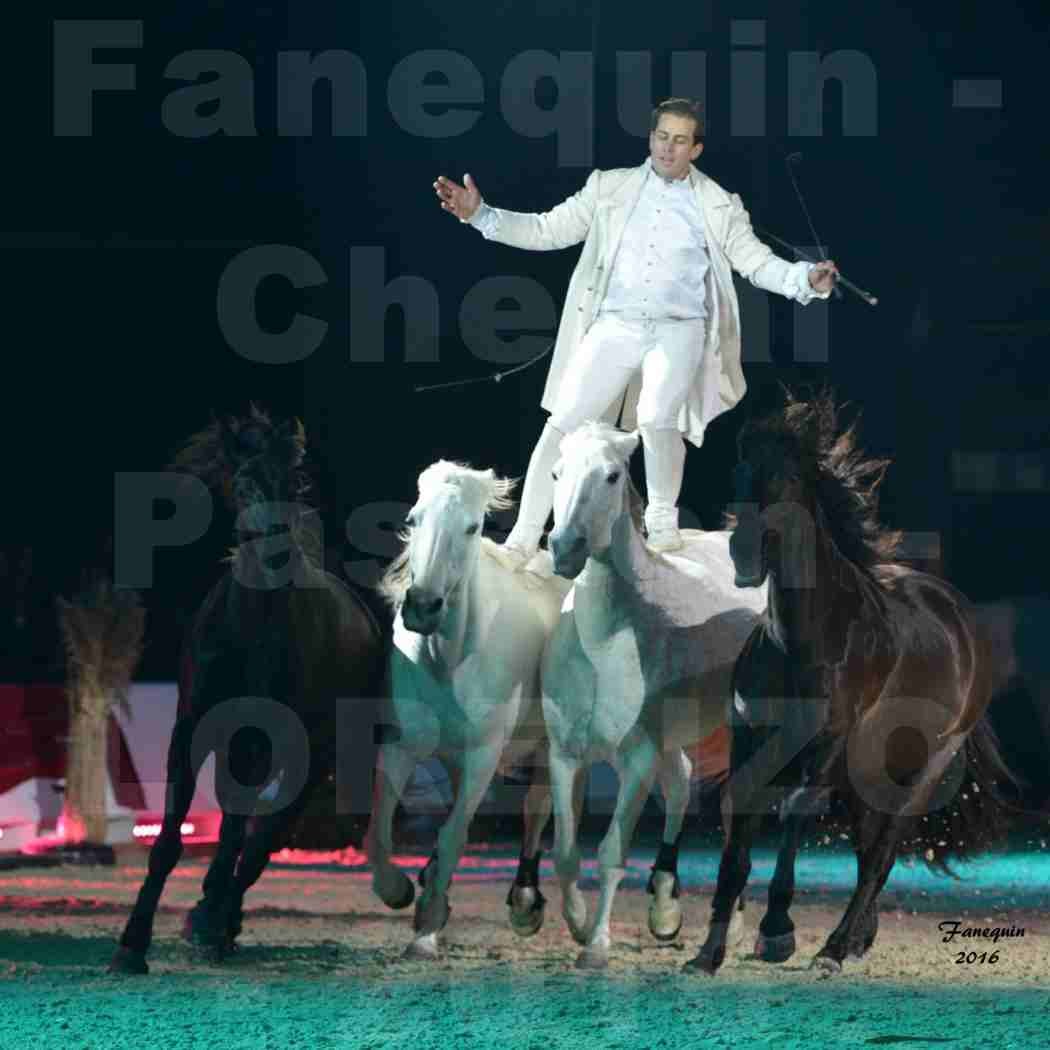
692;166;732;251
602;162;649;263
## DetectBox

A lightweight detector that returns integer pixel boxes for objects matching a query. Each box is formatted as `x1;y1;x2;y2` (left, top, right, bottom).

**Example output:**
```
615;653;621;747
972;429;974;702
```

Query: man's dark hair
650;98;705;143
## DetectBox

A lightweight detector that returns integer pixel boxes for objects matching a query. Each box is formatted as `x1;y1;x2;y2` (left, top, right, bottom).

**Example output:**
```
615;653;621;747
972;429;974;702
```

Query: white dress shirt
599;163;709;322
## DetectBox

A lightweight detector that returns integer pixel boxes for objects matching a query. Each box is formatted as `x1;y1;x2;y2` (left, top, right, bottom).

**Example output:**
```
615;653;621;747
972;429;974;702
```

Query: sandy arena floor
0;844;1047;1049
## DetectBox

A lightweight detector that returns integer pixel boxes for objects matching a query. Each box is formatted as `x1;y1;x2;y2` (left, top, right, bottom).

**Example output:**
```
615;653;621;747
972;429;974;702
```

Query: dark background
1;2;1047;771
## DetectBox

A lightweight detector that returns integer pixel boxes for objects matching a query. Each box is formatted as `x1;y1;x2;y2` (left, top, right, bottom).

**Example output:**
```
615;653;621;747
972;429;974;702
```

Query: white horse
367;461;571;958
542;423;766;969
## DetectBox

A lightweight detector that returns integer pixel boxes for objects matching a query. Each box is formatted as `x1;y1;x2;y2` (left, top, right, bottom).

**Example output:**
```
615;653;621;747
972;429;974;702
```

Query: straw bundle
56;573;145;844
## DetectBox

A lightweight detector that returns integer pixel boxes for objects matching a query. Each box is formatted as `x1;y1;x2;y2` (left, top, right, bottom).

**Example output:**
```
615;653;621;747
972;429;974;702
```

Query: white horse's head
386;461;516;634
549;423;640;579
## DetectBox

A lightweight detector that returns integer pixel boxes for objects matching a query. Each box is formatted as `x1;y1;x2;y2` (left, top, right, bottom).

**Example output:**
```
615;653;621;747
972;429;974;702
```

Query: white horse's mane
378;460;526;607
558;420;637;459
415;460;517;510
558;421;645;530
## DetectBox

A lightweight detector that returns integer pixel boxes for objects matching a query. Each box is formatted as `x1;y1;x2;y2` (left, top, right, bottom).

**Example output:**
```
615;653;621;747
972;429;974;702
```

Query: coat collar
602;160;732;262
612;160;732;208
689;164;732;208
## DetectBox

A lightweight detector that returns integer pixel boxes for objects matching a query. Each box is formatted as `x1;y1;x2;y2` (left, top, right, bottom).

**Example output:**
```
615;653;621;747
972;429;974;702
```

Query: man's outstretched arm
433;171;599;251
720;192;838;304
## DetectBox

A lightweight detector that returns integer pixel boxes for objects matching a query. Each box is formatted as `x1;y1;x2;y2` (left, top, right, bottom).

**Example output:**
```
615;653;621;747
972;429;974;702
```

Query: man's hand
809;260;839;294
434;173;482;222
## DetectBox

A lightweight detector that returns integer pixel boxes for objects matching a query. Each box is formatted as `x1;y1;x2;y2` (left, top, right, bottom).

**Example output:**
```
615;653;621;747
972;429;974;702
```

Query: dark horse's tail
898;716;1022;876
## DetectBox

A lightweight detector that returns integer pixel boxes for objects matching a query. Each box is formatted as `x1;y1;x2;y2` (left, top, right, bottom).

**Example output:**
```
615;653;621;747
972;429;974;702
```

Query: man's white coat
476;160;825;446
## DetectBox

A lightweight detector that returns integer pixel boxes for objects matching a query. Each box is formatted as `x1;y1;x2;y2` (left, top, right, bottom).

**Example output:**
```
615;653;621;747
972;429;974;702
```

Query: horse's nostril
405;589;443;618
550;532;585;561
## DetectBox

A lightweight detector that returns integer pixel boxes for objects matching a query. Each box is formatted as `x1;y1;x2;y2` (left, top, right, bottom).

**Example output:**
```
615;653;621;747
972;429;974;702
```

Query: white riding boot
502;422;564;569
640;425;686;553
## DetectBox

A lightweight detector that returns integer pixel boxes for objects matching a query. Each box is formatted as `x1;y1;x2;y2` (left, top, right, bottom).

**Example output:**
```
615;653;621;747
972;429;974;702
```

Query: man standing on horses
435;98;838;561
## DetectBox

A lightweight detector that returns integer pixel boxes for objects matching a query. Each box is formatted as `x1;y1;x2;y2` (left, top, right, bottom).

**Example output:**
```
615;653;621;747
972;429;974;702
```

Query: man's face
648;114;703;181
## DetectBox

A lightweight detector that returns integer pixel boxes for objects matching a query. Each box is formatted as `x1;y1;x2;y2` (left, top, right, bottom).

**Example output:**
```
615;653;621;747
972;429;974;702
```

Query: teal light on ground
669;848;1050;911
282;844;1050;912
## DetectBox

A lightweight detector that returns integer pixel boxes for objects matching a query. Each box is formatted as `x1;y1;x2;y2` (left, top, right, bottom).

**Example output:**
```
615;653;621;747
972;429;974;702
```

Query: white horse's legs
521;760;553;859
658;748;692;846
365;741;417;910
508;756;552;936
649;748;692;941
578;737;658;970
549;748;588;945
406;743;504;957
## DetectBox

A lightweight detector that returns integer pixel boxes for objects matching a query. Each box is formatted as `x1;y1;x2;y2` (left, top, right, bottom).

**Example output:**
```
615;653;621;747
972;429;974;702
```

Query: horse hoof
402;933;440;961
848;934;877;960
812;954;842;977
375;870;415;911
561;887;588;945
413;892;451;936
648;899;683;942
755;931;796;963
574;948;609;971
567;922;591;947
649;914;683;942
681;950;720;976
509;894;545;939
182;905;237;956
108;947;148;975
181;922;227;964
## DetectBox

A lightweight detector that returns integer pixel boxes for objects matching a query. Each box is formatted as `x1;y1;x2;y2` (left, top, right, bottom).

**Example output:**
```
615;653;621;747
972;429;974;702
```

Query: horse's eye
551;471;559;482
465;523;480;536
606;471;620;484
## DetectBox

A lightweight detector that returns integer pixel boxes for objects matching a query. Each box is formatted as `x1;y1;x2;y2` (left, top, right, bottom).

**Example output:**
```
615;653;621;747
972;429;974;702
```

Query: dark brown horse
110;407;384;974
685;389;1016;976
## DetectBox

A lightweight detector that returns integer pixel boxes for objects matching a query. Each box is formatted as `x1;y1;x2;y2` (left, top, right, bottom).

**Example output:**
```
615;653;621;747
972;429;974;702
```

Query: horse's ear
248;401;269;424
277;417;306;451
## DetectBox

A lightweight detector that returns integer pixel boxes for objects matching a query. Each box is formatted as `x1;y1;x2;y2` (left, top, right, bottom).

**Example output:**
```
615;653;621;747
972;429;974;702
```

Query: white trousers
547;313;706;431
509;313;706;544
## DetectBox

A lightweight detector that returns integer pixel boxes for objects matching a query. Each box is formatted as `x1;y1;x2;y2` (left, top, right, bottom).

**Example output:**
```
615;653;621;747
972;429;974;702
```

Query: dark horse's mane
167;403;319;563
168;402;313;503
738;385;904;575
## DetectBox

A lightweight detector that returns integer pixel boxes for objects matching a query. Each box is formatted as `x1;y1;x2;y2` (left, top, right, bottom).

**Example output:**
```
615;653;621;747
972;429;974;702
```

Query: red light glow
132;823;195;838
